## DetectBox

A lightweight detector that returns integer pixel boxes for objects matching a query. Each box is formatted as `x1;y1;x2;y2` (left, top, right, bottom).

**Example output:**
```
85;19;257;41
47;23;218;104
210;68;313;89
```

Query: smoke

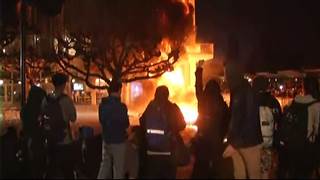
64;0;194;47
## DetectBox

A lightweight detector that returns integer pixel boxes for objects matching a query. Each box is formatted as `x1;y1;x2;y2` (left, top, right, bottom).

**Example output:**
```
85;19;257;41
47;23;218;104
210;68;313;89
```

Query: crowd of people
1;61;320;179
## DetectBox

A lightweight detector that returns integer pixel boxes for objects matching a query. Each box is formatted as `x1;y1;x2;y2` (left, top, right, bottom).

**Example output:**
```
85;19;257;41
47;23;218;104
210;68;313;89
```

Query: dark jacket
99;96;129;144
195;67;230;146
140;100;186;136
228;81;263;148
21;85;47;138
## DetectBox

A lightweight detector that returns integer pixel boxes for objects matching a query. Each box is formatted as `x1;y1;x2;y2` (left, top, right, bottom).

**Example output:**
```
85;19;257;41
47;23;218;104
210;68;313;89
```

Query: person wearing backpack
223;62;263;179
41;73;77;178
252;76;282;179
139;86;186;179
279;76;320;178
97;80;129;179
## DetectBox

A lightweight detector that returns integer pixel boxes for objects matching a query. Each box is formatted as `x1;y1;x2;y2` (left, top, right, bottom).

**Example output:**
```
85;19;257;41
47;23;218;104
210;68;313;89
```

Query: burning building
121;0;218;126
1;0;224;131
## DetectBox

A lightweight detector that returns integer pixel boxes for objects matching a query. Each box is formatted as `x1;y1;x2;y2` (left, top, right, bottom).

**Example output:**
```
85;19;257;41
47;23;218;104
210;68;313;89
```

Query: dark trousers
192;139;231;179
143;155;176;179
27;137;46;178
46;143;78;179
278;143;316;179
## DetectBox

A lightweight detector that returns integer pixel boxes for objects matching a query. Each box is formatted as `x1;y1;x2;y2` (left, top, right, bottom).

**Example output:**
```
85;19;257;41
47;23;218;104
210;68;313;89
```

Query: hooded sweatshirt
294;95;320;143
99;96;129;144
228;81;263;148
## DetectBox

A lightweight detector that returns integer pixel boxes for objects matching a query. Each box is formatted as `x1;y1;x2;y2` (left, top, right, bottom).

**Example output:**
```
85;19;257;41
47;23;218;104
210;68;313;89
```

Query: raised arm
195;60;205;101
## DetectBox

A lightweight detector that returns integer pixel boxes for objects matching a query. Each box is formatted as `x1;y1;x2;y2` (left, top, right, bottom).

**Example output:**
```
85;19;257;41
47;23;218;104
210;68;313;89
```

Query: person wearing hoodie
252;76;282;179
21;85;47;178
279;76;320;178
191;60;231;178
97;80;129;179
139;86;186;179
223;62;263;179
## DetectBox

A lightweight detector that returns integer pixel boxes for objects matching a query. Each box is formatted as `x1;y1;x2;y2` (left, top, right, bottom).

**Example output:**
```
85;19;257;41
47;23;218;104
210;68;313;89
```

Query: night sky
196;0;320;72
1;0;320;72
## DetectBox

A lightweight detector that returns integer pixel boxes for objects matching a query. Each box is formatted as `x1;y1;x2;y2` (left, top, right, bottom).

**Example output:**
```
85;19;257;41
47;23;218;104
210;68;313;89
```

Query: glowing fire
179;104;198;124
126;0;214;129
157;65;198;124
155;36;213;126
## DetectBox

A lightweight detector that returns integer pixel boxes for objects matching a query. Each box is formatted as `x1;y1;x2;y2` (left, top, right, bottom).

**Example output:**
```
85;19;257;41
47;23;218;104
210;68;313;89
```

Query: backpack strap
306;100;320;141
47;93;73;141
57;94;74;141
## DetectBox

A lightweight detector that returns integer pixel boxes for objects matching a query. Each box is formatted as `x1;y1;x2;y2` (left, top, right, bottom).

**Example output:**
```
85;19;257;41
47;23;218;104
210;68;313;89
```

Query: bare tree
0;32;54;83
1;56;52;83
54;34;181;89
0;0;194;90
52;0;194;89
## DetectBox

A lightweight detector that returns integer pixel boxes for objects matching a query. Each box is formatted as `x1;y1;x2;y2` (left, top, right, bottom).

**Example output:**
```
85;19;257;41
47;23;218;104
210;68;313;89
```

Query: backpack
144;102;172;153
259;106;274;148
39;94;68;144
280;100;319;149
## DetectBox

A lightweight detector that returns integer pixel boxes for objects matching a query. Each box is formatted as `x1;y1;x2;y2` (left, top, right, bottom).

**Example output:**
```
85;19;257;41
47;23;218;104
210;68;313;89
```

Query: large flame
126;0;214;130
153;30;215;126
157;66;198;124
179;104;198;124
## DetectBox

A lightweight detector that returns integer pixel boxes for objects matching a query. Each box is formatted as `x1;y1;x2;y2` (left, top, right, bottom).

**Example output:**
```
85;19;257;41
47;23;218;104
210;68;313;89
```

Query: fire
157;63;198;124
126;0;214;129
179;104;198;124
155;39;213;126
158;67;184;88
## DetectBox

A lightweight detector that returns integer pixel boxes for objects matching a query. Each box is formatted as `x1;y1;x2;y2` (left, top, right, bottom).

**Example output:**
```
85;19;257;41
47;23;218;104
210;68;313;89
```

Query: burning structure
121;0;217;125
1;0;221;128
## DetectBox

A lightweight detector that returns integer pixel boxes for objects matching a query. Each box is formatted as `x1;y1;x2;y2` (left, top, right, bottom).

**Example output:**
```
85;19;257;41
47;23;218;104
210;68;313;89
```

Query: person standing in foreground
42;73;77;178
97;80;129;179
223;63;263;179
139;86;186;179
252;76;282;179
192;60;231;178
278;76;320;178
21;85;47;178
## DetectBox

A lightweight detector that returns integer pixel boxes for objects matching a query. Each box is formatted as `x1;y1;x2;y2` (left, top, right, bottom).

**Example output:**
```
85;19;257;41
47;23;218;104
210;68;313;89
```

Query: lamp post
20;0;27;107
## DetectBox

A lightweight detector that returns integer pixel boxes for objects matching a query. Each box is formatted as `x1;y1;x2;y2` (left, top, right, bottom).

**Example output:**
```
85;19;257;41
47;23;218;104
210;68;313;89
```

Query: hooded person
191;61;231;178
223;62;263;179
21;85;47;178
139;86;186;179
252;76;282;179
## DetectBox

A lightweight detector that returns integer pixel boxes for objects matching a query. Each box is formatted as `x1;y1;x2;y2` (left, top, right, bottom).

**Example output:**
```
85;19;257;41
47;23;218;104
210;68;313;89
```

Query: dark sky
2;0;320;72
196;0;320;72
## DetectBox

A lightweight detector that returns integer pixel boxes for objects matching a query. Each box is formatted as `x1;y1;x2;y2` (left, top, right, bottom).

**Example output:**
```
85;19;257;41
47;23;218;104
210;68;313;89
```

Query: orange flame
157;67;198;124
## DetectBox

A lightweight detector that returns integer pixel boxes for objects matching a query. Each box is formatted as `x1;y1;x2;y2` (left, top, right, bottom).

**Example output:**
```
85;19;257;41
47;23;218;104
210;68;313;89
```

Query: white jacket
294;95;320;142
